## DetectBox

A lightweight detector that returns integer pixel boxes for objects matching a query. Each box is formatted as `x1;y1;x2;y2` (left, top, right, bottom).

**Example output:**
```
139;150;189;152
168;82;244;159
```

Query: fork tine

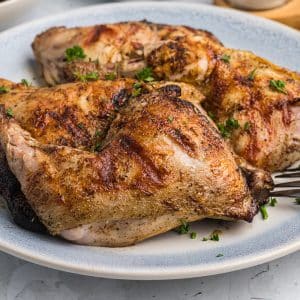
275;180;300;187
284;166;300;172
270;189;300;198
275;172;300;178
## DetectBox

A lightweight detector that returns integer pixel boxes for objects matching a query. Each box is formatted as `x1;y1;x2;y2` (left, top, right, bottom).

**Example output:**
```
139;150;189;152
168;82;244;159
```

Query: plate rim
0;1;299;280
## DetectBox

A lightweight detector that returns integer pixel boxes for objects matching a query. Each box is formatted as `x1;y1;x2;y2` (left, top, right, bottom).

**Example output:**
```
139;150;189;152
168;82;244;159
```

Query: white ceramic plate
0;2;299;280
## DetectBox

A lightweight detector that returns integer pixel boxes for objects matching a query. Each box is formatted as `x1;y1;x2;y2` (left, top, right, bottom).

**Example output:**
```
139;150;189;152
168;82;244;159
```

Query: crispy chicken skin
32;21;222;86
0;79;272;246
32;21;300;171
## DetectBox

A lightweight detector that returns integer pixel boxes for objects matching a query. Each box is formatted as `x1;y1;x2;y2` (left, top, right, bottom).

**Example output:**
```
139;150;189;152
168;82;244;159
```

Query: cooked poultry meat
0;79;272;246
32;21;300;171
32;21;222;86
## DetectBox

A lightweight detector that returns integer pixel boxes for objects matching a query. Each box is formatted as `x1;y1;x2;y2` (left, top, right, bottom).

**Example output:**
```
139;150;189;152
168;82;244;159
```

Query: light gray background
0;1;299;299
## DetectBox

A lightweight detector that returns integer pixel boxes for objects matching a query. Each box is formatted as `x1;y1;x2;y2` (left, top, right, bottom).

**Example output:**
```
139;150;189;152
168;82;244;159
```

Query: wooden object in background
215;0;300;30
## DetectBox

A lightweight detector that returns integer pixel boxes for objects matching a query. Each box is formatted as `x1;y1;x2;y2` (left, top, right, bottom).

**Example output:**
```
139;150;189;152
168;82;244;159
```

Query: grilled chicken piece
32;21;300;171
0;79;272;246
32;21;222;86
0;78;204;233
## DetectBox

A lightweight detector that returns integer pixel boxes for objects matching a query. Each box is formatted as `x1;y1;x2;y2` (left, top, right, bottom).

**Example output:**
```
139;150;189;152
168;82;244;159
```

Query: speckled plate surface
0;1;299;280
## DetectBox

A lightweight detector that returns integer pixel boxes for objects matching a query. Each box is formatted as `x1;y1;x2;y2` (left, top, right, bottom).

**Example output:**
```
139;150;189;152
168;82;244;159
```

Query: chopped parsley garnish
105;72;116;80
0;86;10;94
295;198;300;205
93;142;101;152
136;67;155;82
216;253;224;258
190;232;197;239
220;54;231;63
74;72;99;82
210;230;220;241
168;116;174;123
248;68;257;81
65;45;86;62
175;219;190;234
260;205;268;220
132;82;142;97
217;117;240;138
207;111;216;121
77;123;84;129
202;230;222;242
243;122;251;132
21;79;31;87
269;197;277;207
94;130;101;137
6;108;14;118
269;79;287;94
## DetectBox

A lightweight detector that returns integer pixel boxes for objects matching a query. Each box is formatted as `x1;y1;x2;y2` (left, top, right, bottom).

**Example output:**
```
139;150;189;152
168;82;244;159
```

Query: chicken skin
32;21;300;171
0;79;272;246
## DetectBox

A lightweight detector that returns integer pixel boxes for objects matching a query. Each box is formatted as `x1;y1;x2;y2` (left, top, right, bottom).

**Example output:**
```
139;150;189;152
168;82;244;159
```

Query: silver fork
270;166;300;198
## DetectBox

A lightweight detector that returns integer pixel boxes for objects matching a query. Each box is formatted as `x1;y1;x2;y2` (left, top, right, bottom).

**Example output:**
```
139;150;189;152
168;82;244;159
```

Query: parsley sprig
269;197;277;207
217;117;240;138
202;230;222;242
132;82;142;97
136;67;155;82
248;68;257;81
65;45;86;62
6;108;14;118
0;86;10;94
21;79;31;87
269;79;287;94
220;54;231;64
175;220;190;234
74;71;99;82
260;205;268;220
105;72;116;81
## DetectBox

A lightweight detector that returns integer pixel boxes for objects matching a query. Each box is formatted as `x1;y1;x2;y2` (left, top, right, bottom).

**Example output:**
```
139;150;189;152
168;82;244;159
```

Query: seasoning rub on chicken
32;21;300;172
0;79;272;246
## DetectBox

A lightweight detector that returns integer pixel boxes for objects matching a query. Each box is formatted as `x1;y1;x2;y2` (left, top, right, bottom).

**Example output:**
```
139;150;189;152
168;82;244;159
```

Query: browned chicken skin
32;21;300;171
0;79;272;246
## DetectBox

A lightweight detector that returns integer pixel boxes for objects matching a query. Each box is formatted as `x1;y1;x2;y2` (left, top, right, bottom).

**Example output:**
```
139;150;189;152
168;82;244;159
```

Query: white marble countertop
0;1;299;299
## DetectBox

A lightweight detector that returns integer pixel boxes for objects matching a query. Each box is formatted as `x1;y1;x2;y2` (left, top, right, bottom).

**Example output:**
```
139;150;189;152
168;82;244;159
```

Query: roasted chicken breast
0;79;272;246
32;21;300;171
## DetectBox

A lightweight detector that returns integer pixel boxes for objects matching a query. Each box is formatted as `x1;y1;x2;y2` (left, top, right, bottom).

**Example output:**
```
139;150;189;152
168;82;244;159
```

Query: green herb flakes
0;86;10;94
202;230;222;242
77;123;84;129
21;79;31;87
269;79;287;94
216;253;224;258
248;68;257;81
260;205;268;220
217;117;240;138
136;67;154;82
220;54;231;63
74;72;99;82
6;108;14;118
93;142;101;152
168;116;174;123
175;220;190;234
132;82;142;97
65;45;86;62
210;230;221;241
295;198;300;205
269;197;277;207
243;122;251;132
190;232;197;239
207;111;216;121
94;130;101;137
105;72;116;80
